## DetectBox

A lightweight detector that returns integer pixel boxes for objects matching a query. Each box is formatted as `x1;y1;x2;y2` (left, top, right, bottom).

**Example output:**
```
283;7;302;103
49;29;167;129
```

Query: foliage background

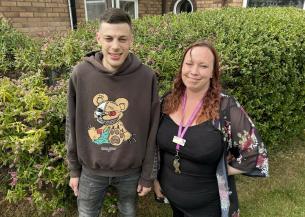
0;7;305;215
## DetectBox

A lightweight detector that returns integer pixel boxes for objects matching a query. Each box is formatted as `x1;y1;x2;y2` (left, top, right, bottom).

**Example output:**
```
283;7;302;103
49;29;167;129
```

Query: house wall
0;0;71;37
139;0;162;17
76;0;85;23
165;0;176;13
165;0;243;12
227;0;243;7
195;0;243;10
196;0;224;9
0;0;244;37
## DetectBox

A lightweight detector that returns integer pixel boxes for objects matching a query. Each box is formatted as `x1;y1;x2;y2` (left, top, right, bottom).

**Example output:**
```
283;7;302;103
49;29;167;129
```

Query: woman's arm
225;95;269;177
153;179;164;198
227;164;245;176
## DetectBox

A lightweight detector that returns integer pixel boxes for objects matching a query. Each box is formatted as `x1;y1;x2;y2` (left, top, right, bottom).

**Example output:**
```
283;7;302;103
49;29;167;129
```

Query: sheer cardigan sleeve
224;96;269;177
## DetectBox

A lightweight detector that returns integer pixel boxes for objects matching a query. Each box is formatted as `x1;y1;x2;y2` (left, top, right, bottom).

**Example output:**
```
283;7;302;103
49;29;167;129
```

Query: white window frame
243;0;305;9
173;0;194;14
115;0;139;19
84;0;108;21
84;0;139;21
242;0;248;8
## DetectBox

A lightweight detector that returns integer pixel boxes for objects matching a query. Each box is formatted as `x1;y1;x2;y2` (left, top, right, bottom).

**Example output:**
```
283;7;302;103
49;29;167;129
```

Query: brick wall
138;0;162;17
164;0;243;12
227;0;243;7
0;0;244;37
196;0;224;9
166;0;172;12
76;0;85;23
196;0;243;9
0;0;71;37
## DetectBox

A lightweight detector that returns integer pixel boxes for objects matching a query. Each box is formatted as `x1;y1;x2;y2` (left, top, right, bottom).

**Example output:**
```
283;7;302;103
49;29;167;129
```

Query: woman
154;40;268;217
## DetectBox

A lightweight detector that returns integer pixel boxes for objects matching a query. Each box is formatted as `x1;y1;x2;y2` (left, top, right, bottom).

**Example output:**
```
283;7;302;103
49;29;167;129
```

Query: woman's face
181;46;214;93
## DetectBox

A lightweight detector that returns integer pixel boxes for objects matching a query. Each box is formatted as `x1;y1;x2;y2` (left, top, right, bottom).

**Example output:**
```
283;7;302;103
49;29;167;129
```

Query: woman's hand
227;164;245;176
153;179;165;199
226;152;245;175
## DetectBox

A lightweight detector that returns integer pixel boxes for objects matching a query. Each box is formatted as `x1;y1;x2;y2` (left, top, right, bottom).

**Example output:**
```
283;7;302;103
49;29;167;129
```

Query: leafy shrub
0;19;41;77
132;7;305;150
0;74;68;213
0;7;305;215
40;22;99;84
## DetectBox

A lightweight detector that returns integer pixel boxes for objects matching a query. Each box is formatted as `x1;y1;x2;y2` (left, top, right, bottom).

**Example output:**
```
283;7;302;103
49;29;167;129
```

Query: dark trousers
171;203;185;217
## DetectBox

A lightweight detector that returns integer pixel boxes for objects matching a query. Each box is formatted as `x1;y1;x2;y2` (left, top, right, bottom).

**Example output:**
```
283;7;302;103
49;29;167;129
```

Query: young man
66;8;160;217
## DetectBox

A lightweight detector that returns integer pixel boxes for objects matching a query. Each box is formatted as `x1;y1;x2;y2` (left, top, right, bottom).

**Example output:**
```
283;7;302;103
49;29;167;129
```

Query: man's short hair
100;8;132;28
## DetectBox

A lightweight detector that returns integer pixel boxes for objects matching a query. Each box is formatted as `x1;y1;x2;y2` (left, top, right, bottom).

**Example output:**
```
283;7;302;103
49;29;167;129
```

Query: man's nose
112;40;120;49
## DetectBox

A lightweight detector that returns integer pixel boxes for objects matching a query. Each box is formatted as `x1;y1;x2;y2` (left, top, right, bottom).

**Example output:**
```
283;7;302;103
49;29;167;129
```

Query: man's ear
96;31;102;46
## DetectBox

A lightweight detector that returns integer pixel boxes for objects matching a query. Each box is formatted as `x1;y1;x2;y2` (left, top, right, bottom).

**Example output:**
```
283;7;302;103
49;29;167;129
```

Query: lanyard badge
172;136;186;146
172;92;204;174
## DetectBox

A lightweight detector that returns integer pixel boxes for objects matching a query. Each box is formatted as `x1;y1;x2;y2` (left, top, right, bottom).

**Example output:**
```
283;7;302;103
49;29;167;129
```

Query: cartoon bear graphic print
88;93;132;148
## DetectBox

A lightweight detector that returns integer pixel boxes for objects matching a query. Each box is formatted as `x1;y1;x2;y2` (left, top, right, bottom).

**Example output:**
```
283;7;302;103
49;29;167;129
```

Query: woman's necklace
172;91;204;174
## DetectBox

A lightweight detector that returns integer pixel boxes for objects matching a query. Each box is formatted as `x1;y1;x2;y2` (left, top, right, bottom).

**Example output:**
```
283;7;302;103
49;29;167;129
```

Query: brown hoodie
66;51;160;187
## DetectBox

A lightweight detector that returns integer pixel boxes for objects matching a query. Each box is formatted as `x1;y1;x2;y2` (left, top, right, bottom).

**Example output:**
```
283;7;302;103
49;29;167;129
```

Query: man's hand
137;184;151;196
69;177;79;196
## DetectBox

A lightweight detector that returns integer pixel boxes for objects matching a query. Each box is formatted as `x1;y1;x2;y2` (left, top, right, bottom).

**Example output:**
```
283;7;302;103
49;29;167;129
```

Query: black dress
157;115;224;217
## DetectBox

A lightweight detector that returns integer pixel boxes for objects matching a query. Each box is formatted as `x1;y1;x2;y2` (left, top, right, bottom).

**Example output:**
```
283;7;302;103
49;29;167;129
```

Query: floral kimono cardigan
212;93;269;217
154;93;269;217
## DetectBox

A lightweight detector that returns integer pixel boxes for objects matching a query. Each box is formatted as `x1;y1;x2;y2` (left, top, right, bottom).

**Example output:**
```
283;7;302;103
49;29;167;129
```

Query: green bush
0;19;41;77
0;7;305;215
132;7;305;150
40;22;99;83
0;74;68;214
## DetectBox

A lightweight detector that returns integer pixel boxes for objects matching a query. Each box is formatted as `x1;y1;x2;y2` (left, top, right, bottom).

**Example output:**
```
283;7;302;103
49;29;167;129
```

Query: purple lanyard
176;92;203;151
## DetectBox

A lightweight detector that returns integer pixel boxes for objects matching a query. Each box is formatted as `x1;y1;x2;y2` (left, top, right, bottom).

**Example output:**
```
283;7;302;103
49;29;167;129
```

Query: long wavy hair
163;40;222;123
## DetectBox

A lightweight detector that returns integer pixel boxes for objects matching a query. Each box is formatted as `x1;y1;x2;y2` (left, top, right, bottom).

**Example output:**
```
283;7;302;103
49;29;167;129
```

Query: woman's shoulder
219;92;244;121
220;91;235;100
220;92;235;110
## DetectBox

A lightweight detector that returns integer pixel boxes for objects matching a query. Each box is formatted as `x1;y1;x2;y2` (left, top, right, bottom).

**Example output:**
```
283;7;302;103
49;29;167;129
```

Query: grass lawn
237;137;305;217
1;137;304;217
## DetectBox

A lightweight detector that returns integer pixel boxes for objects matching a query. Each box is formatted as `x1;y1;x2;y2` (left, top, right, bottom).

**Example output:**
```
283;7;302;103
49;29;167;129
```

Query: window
243;0;305;9
173;0;194;14
85;0;138;21
116;0;138;19
85;0;107;21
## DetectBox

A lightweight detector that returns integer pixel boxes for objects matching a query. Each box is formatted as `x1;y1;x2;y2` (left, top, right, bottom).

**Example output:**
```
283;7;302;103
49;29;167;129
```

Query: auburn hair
163;40;222;123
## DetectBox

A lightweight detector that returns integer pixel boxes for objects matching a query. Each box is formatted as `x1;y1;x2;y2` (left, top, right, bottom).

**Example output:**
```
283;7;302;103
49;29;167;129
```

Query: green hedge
0;74;68;213
0;19;41;77
133;7;305;149
0;7;305;214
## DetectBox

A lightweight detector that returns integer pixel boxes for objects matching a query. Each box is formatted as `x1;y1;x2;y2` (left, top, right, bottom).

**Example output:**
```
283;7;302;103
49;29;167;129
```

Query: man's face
96;22;132;72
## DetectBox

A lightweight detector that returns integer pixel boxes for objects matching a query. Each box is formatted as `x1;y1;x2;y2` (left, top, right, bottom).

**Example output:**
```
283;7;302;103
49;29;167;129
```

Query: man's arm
137;75;160;196
66;73;82;194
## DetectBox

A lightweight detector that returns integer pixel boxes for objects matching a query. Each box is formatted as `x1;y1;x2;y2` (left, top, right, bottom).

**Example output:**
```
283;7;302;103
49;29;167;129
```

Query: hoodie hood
83;51;142;76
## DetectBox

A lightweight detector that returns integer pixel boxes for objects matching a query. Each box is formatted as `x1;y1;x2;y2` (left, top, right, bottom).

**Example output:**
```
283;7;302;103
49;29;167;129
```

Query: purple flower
26;197;33;203
8;171;18;187
52;208;65;216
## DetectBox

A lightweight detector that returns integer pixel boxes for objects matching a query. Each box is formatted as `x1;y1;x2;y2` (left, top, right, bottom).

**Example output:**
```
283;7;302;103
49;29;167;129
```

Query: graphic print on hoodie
88;93;133;150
